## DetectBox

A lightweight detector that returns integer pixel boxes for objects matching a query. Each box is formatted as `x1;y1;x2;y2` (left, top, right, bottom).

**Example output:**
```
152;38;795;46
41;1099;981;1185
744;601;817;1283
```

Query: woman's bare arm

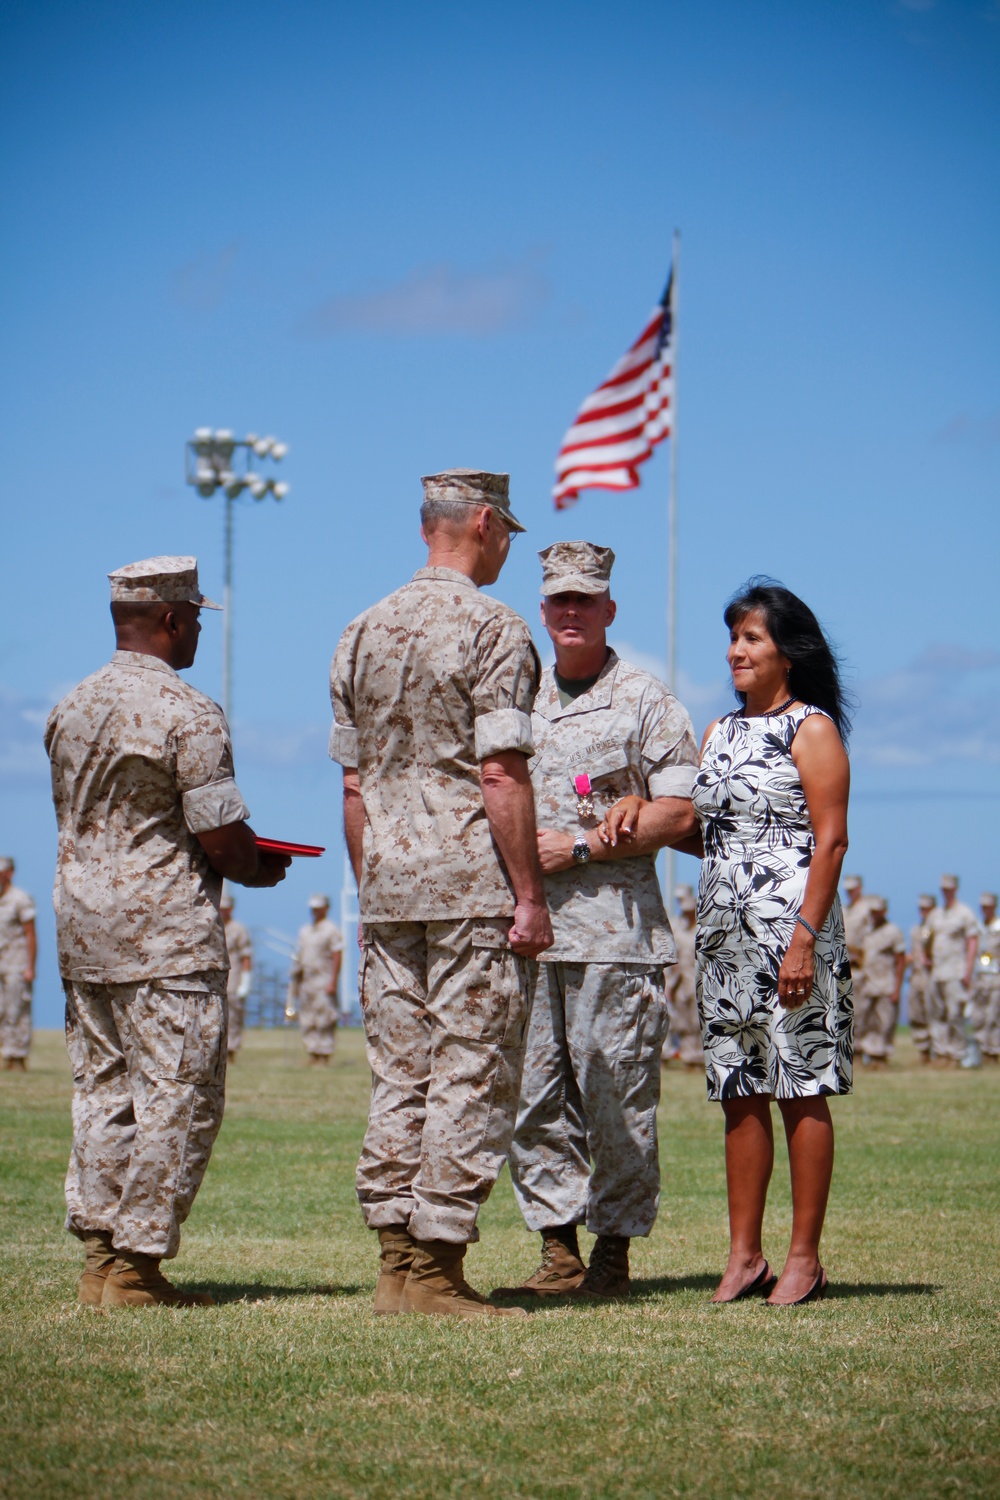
778;713;851;1008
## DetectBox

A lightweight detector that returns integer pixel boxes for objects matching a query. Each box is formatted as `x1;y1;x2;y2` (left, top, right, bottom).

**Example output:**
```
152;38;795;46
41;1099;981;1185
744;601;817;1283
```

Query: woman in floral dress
601;580;853;1304
691;579;853;1305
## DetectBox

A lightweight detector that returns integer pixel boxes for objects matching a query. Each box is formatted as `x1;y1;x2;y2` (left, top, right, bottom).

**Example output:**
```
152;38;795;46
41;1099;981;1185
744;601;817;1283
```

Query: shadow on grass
825;1281;938;1299
195;1281;367;1303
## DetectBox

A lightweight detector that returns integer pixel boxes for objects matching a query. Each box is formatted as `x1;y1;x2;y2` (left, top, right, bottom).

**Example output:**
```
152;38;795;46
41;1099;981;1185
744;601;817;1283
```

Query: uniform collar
412;566;479;590
112;650;180;678
534;650;620;721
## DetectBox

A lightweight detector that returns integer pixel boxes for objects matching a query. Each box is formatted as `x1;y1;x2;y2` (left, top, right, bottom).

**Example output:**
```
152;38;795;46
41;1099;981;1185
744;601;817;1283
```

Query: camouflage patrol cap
421;469;526;533
308;894;330;910
108;556;221;609
538;541;615;597
869;894;888;913
0;857;13;874
940;873;959;890
918;893;935;908
981;892;998;906
843;874;863;890
673;883;696;909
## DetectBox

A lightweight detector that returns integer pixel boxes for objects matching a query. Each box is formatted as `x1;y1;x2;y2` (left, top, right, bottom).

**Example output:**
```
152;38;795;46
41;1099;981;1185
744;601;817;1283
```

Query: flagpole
665;228;679;902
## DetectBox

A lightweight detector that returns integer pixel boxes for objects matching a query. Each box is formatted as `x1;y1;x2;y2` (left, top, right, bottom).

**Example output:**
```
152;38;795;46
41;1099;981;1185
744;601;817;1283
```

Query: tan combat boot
572;1234;631;1301
399;1238;527;1319
491;1224;585;1298
101;1252;214;1308
78;1230;117;1307
374;1226;416;1315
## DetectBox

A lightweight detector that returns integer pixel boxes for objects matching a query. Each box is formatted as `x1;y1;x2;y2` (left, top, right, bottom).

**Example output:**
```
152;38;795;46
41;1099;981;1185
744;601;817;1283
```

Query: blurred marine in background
288;894;343;1064
0;856;36;1071
220;890;253;1064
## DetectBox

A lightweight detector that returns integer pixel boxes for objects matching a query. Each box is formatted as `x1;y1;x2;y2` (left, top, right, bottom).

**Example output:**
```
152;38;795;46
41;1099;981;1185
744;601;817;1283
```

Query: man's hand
241;850;291;888
537;829;576;874
508;898;554;959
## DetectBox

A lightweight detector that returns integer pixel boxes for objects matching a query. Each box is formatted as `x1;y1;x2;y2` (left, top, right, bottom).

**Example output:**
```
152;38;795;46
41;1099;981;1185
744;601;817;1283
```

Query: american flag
553;268;674;509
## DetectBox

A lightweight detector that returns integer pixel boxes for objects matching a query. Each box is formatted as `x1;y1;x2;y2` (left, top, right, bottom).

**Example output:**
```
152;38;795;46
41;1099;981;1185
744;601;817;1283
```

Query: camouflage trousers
356;918;534;1244
906;973;931;1055
929;978;968;1062
298;983;338;1057
855;983;898;1059
508;961;668;1239
0;969;32;1059
969;975;1000;1058
226;976;245;1054
63;973;227;1258
667;986;703;1066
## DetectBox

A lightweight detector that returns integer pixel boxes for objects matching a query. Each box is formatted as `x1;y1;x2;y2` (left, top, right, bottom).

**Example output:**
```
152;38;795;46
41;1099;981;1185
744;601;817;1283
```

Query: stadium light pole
184;428;289;724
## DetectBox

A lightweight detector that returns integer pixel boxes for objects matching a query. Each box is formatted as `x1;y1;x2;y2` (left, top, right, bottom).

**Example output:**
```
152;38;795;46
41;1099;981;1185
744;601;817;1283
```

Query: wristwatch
571;835;591;865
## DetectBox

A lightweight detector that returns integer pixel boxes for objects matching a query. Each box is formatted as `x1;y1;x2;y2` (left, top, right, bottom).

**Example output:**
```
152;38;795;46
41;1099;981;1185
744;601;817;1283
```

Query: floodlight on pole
184;428;290;724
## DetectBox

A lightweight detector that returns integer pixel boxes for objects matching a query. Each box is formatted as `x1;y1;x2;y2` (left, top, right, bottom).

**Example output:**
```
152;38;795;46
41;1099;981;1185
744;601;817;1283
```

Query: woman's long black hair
724;576;852;742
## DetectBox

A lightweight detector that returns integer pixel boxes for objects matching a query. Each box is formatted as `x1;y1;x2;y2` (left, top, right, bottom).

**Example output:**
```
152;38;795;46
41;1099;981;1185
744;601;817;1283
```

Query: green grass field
1;1028;997;1499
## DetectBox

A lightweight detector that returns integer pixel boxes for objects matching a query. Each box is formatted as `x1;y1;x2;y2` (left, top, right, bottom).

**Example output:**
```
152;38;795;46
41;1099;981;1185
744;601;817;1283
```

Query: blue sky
2;0;998;1024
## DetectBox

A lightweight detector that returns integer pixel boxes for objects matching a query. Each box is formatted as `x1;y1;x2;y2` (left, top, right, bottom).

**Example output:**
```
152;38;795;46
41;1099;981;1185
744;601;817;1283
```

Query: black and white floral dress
692;703;853;1100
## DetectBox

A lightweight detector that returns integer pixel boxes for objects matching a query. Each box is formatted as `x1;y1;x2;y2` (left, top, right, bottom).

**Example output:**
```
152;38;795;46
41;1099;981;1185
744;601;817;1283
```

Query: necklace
742;695;795;719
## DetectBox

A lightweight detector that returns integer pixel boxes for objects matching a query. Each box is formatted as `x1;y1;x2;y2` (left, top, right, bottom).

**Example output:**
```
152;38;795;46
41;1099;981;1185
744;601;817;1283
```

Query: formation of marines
19;467;998;1314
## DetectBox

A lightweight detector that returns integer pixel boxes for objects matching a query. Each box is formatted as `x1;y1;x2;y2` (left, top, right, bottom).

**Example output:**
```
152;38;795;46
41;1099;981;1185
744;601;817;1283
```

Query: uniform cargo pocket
619;968;668;1066
448;928;529;1048
138;983;225;1086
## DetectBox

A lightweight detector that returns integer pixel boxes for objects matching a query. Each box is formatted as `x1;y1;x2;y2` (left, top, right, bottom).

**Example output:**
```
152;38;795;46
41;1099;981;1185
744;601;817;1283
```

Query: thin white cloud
0;686;56;779
852;644;1000;767
298;254;550;338
934;409;1000;444
172;242;241;312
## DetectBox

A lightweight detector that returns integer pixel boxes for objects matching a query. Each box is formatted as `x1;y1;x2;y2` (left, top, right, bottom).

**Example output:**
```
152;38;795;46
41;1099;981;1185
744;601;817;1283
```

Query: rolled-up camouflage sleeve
640;685;699;800
328;622;360;769
472;612;540;760
175;711;252;832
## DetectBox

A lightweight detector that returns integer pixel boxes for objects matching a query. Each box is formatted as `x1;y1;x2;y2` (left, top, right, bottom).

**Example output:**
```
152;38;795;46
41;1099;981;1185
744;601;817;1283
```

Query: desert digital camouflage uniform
223;916;252;1054
925;894;979;1062
855;915;906;1061
507;646;698;1240
330;533;541;1244
291;915;344;1057
971;905;1000;1061
45;563;246;1259
906;904;934;1058
842;883;877;978
0;878;35;1060
666;900;701;1067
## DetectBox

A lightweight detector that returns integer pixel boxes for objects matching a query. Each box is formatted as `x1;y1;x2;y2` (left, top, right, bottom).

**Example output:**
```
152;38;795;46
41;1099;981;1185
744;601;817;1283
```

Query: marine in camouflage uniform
0;857;37;1069
220;891;253;1062
925;875;980;1066
665;885;701;1069
44;556;287;1308
971;893;1000;1064
842;875;877;986
905;895;935;1062
290;895;343;1062
855;896;906;1067
499;542;698;1302
330;469;552;1319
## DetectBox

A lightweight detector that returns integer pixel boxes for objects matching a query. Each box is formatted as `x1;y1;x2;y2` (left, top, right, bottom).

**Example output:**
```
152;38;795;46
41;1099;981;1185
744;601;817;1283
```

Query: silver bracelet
796;915;820;940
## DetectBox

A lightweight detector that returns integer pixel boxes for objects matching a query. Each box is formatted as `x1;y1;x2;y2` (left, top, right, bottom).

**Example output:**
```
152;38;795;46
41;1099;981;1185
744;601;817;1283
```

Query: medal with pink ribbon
574;772;595;822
